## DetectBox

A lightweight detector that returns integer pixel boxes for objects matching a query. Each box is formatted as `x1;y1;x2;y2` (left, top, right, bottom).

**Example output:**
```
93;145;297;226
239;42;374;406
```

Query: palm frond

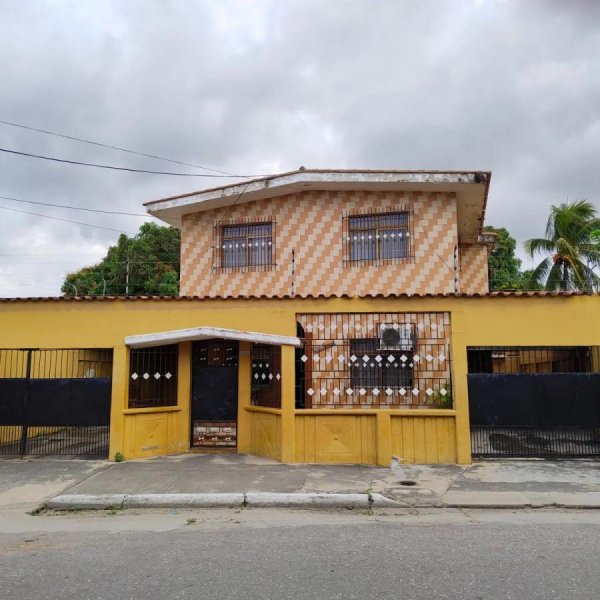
545;261;567;291
523;237;554;258
527;257;552;289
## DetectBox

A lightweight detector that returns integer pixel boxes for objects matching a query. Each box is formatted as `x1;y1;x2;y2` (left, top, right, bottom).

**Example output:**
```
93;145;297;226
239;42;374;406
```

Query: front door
191;340;239;448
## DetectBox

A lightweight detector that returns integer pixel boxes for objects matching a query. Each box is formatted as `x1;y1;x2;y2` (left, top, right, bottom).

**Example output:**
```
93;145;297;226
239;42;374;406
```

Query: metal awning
125;326;302;349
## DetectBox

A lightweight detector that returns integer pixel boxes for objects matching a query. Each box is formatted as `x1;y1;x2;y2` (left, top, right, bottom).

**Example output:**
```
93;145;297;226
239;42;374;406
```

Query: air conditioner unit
379;323;413;351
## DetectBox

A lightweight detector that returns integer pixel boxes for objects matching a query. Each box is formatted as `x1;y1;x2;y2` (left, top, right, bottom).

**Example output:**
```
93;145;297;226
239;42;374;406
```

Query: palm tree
524;200;600;291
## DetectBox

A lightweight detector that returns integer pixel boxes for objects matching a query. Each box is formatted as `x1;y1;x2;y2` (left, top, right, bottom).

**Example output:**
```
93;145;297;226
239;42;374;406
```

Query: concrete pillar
280;345;296;463
237;341;252;453
108;345;129;461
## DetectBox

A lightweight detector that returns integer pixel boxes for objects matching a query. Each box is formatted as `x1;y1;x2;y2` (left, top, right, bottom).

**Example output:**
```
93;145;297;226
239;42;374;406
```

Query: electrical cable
0;204;136;234
0;194;148;217
0;119;250;177
0;146;252;177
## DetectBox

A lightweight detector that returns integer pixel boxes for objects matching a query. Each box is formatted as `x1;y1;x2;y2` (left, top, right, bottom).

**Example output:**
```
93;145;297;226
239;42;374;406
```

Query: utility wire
0;146;249;177
0;119;249;177
0;204;136;234
0;194;148;217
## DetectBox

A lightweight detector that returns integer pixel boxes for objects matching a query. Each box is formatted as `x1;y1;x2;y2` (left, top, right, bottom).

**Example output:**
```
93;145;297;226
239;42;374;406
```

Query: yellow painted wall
1;294;599;464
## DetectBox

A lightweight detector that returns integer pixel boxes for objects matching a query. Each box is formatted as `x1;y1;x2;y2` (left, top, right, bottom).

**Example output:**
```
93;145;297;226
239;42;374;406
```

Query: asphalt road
1;509;600;599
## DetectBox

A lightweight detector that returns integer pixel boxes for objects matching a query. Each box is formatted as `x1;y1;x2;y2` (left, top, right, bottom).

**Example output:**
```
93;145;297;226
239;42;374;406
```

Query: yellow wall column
376;412;392;466
108;345;128;461
450;311;472;464
237;341;252;453
176;342;192;451
280;344;296;463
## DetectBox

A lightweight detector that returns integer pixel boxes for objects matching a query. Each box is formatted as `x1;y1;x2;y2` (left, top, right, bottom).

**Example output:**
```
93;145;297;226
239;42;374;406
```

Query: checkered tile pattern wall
180;190;488;298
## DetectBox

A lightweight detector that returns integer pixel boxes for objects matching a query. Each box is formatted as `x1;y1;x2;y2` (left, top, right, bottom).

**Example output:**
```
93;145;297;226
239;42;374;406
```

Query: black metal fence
471;426;600;458
0;348;112;457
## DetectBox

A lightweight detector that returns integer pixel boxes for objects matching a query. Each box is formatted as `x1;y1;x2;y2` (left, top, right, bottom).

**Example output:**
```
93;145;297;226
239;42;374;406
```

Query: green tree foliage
524;200;600;291
61;223;180;296
484;226;538;290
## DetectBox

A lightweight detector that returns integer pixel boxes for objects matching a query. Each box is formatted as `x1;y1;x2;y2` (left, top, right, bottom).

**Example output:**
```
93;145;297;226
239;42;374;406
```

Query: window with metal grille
128;344;178;409
220;222;273;269
349;339;413;390
251;344;281;408
346;211;410;264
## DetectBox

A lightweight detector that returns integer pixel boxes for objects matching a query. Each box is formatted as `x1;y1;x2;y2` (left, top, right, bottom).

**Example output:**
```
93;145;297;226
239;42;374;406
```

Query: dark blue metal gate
0;349;112;457
468;345;600;458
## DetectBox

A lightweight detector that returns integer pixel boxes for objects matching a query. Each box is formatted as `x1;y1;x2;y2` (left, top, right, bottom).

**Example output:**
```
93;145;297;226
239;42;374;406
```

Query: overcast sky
0;0;599;297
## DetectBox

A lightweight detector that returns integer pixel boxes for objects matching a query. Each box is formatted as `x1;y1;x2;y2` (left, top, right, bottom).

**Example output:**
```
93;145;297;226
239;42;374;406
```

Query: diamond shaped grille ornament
413;354;420;363
143;373;150;380
440;388;447;396
307;388;315;396
372;388;380;396
300;355;308;363
425;354;433;362
400;355;408;363
333;388;340;396
387;355;395;363
375;355;382;363
345;388;353;395
399;388;406;396
254;373;259;380
362;355;370;363
320;388;327;395
359;388;367;396
165;372;172;380
268;374;273;380
337;355;345;363
325;354;332;363
412;387;419;396
276;374;281;380
131;373;139;380
439;353;446;362
426;388;434;396
154;372;161;379
385;387;393;396
350;354;358;363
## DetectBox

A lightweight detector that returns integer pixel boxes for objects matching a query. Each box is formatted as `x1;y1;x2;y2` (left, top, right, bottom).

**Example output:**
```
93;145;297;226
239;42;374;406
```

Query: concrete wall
1;294;598;465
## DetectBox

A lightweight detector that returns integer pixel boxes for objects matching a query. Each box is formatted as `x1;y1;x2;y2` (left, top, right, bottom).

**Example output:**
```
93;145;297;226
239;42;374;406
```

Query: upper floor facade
146;169;493;298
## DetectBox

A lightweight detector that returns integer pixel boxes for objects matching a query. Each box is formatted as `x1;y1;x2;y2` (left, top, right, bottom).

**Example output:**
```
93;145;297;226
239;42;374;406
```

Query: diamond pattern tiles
180;190;476;298
298;312;452;409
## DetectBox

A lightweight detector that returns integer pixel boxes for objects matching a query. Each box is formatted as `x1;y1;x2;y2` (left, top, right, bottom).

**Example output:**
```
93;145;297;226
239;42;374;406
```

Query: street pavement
2;454;600;513
1;508;600;599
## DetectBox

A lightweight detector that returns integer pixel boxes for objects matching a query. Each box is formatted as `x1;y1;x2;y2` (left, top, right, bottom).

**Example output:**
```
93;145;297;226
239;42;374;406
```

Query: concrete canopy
144;168;491;243
125;326;302;348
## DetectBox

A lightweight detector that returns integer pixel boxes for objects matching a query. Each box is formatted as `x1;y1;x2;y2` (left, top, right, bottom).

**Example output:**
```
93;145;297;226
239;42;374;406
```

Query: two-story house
134;169;492;459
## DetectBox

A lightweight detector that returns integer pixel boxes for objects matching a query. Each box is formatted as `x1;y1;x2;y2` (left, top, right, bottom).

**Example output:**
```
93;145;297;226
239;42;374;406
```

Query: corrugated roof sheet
0;291;596;303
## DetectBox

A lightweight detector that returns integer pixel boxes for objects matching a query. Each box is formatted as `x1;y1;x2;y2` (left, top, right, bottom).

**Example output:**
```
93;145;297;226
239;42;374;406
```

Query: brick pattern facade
180;190;467;298
459;245;489;294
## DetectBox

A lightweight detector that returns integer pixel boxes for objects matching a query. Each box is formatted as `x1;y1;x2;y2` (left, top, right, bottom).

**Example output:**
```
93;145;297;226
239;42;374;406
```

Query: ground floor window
128;344;178;408
296;313;451;409
251;344;281;408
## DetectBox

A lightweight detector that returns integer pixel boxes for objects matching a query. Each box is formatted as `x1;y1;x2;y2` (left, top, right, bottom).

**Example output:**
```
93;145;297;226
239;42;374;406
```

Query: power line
0;194;148;217
0;146;250;177
0;119;249;177
0;204;136;234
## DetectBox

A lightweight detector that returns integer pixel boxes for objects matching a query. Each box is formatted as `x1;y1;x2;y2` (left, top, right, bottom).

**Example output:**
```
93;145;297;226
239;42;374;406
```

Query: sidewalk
43;453;600;510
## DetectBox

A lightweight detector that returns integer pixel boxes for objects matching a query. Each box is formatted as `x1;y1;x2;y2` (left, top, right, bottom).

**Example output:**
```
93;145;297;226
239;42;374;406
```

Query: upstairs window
346;211;410;264
217;222;274;270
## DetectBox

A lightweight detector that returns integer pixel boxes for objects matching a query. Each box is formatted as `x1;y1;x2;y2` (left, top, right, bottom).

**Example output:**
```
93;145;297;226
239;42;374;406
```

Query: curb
45;492;409;511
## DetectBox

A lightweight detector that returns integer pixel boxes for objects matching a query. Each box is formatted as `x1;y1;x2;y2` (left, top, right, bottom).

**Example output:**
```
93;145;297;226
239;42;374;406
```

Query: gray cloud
0;0;598;295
